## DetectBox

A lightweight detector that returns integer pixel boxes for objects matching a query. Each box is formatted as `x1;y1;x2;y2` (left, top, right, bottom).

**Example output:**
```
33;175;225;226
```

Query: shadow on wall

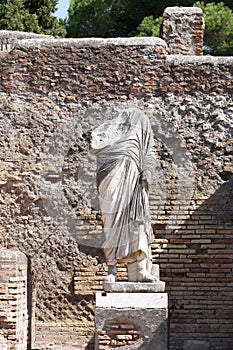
157;177;233;349
95;315;168;350
138;320;169;350
200;177;233;225
85;335;95;350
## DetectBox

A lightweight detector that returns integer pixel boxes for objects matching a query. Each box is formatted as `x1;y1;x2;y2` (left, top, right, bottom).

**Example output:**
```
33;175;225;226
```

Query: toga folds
91;108;156;265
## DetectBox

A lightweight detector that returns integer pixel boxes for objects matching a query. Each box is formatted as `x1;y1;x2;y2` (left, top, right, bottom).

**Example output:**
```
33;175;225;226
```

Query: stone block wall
0;9;232;350
0;249;28;350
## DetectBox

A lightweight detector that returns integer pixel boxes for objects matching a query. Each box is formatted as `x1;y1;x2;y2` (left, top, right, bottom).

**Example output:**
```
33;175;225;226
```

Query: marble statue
91;108;157;283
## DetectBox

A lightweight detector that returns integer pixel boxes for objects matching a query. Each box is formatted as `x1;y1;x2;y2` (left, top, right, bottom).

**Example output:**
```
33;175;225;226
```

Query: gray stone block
183;340;210;350
96;292;167;308
103;280;166;293
95;292;168;350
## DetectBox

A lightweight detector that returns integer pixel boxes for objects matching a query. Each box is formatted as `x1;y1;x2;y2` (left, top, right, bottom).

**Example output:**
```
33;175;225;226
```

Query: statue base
103;280;166;293
95;292;168;350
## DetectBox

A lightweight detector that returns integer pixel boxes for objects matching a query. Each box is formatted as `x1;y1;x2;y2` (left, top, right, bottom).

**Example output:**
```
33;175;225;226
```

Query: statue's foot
137;255;158;283
139;274;158;283
104;274;116;283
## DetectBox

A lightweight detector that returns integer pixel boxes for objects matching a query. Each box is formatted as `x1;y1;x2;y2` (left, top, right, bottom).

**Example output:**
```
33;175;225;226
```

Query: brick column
0;249;28;350
162;7;204;55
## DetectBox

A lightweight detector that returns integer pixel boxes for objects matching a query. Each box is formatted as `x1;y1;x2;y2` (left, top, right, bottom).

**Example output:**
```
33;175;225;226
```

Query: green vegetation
0;0;66;37
67;0;233;55
194;1;233;55
67;0;195;38
136;16;163;38
67;0;168;38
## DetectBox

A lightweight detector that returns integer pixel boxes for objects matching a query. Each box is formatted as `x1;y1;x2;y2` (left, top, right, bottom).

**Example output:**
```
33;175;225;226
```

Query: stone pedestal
95;292;168;350
103;280;165;293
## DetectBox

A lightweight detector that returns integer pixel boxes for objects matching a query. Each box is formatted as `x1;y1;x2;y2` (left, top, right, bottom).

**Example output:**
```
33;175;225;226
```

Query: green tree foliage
137;1;233;55
68;0;112;37
204;0;232;11
136;16;163;37
67;0;203;38
0;0;39;32
0;0;66;37
67;0;233;37
23;0;66;36
194;1;233;55
67;0;167;37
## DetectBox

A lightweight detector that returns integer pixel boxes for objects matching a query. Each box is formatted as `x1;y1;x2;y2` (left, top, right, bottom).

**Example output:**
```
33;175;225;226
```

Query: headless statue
90;108;157;283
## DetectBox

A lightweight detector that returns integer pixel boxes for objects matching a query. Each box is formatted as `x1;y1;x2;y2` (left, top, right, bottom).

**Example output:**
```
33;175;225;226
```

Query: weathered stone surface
96;292;168;308
103;281;166;293
0;30;52;53
163;7;204;56
95;300;168;350
183;340;210;350
18;36;168;51
164;7;203;15
91;109;157;283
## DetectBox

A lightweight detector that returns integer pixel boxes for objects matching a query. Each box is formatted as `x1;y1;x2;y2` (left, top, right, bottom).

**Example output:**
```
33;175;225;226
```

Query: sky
53;0;70;19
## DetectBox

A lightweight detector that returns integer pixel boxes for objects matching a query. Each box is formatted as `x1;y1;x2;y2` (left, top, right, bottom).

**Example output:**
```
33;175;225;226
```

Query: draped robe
91;109;156;265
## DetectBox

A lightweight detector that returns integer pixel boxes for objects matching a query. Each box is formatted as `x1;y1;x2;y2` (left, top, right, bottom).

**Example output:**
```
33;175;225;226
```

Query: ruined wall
162;7;204;55
0;30;51;53
0;34;232;350
0;250;28;350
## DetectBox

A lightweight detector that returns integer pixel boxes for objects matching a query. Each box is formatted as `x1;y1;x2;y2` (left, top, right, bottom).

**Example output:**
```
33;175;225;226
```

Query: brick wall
154;197;233;349
0;18;232;350
74;264;127;295
97;319;141;349
0;249;28;350
34;323;95;350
